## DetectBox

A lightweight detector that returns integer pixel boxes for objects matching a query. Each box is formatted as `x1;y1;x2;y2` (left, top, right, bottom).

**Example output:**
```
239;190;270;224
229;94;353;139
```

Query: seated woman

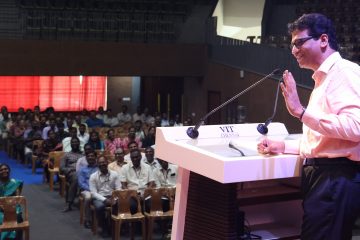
104;128;122;155
142;126;156;148
0;163;24;240
87;131;104;151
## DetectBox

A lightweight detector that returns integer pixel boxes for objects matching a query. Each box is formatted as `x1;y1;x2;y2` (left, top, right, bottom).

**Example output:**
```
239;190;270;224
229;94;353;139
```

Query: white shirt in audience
89;170;120;201
153;164;178;188
117;112;132;124
143;158;161;171
103;116;120;127
108;160;128;175
120;162;154;196
77;132;89;145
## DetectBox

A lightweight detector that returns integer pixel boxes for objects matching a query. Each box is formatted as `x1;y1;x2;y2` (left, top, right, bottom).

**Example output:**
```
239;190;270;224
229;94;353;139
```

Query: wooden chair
31;140;44;174
48;151;65;191
58;174;66;198
143;187;175;240
0;196;30;240
111;190;146;240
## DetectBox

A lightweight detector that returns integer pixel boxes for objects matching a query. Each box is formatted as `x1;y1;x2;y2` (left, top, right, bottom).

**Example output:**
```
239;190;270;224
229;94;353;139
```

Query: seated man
120;149;155;213
77;150;98;229
59;137;84;212
153;159;178;213
108;148;128;175
89;155;120;237
121;149;155;195
143;147;160;171
62;127;85;152
124;141;145;162
153;159;178;188
75;143;94;172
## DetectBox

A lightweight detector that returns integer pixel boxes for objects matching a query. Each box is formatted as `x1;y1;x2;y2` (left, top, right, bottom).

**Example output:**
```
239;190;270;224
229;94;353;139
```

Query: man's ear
320;34;329;48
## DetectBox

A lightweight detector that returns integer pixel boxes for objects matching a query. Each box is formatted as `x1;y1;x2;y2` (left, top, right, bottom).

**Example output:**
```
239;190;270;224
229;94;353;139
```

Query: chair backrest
111;189;141;215
143;188;169;212
167;187;176;210
49;151;65;168
0;196;28;224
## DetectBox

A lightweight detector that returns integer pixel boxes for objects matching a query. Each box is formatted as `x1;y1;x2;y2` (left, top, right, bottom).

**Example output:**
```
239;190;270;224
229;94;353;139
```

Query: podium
155;123;303;240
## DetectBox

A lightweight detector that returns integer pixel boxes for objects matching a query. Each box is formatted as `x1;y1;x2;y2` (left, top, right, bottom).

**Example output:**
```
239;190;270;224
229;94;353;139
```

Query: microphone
257;78;283;135
186;68;282;139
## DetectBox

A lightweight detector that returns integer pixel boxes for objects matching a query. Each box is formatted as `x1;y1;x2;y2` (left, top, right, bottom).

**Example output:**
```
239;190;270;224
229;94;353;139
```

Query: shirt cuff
284;139;300;154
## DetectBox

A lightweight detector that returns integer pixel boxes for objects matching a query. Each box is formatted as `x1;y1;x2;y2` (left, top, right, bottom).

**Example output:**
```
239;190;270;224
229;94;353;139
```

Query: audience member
0;163;24;240
96;106;105;120
142;126;156;148
103;109;119;127
143;108;155;125
86;110;104;128
134;120;145;141
104;128;122;155
117;105;132;125
108;148;127;175
161;113;169;127
77;123;89;144
55;122;70;143
87;131;104;151
122;126;142;151
143;147;160;171
62;127;85;152
90;155;120;237
153;159;178;188
124;141;145;162
78;151;98;229
120;149;155;196
75;143;94;172
41;129;62;182
42;117;58;140
132;106;144;123
60;137;84;212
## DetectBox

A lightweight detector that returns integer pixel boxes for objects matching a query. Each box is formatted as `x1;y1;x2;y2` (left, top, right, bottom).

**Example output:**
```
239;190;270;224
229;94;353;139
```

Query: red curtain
0;76;106;112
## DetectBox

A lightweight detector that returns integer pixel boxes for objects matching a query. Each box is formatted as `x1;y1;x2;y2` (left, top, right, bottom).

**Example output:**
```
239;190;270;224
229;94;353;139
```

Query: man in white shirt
77;124;89;145
108;148;128;175
120;149;155;194
62;127;86;152
117;105;132;125
103;109;120;127
153;159;178;188
143;147;160;171
89;155;121;237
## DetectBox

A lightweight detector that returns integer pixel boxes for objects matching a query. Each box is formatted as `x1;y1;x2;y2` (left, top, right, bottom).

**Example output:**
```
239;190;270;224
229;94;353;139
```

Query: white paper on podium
155;122;302;183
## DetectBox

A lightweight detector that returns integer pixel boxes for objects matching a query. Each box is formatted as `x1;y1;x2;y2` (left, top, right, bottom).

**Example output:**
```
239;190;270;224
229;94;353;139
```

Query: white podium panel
155;122;302;240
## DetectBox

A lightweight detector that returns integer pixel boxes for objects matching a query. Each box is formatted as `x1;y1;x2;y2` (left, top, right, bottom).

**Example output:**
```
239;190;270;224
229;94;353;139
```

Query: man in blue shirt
86;110;104;128
78;150;98;228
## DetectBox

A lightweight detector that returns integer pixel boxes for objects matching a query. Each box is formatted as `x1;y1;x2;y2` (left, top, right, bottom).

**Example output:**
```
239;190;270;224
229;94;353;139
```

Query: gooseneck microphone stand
186;69;281;139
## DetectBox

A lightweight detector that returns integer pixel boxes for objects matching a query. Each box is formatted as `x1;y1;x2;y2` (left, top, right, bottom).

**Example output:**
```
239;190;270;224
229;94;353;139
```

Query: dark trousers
65;171;78;204
301;158;360;240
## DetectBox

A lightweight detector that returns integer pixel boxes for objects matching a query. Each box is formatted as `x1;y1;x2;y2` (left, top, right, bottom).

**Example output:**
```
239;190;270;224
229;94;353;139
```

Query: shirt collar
312;52;341;83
